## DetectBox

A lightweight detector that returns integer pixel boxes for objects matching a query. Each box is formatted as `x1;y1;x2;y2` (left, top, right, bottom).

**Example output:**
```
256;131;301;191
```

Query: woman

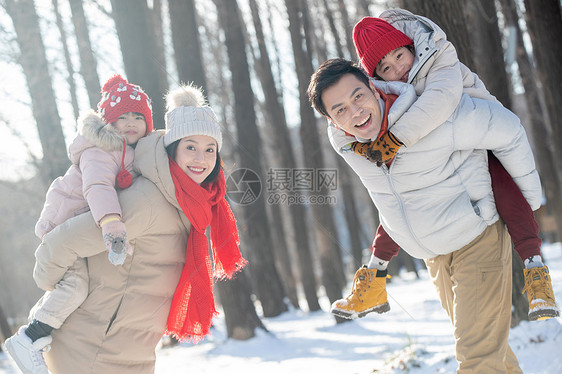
33;84;246;374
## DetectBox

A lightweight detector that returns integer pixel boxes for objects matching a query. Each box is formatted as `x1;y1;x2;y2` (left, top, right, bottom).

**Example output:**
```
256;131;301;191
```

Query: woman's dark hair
166;139;223;184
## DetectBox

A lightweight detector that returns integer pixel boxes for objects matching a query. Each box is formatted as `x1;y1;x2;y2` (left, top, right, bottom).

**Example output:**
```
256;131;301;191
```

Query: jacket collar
134;130;183;212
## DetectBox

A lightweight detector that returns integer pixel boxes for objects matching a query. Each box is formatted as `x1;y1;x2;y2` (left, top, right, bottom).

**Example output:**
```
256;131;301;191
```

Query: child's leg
28;258;89;336
368;224;400;270
489;152;559;320
488;151;541;261
5;258;89;374
331;224;395;319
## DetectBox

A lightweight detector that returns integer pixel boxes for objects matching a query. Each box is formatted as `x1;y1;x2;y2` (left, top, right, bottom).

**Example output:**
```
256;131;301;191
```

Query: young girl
330;8;558;321
6;74;153;374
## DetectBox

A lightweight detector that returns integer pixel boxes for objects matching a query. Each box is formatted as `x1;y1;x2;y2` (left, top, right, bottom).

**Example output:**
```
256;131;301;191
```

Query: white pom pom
165;84;206;112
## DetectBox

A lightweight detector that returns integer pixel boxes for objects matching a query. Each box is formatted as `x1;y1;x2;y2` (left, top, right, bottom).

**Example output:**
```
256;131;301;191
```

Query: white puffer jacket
329;82;541;259
379;8;498;147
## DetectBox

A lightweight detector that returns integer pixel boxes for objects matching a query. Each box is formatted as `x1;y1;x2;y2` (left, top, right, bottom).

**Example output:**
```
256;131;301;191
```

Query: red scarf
166;158;247;342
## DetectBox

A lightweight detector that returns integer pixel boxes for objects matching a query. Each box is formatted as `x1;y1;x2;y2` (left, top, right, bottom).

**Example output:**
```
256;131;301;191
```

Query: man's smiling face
321;73;382;139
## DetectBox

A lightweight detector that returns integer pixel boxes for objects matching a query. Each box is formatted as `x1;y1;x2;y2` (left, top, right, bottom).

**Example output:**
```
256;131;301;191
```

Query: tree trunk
69;0;101;110
336;158;364;269
498;0;562;243
264;0;285;103
149;0;168;95
321;0;343;58
184;7;265;338
464;0;512;108
338;0;357;60
244;0;299;310
464;0;529;321
266;202;300;309
523;0;562;202
168;0;207;90
387;249;419;279
318;0;367;270
215;273;267;340
214;0;287;318
355;0;371;17
285;0;347;313
400;0;476;72
53;0;80;122
248;0;320;311
5;0;69;185
110;0;167;129
0;304;13;344
511;250;529;326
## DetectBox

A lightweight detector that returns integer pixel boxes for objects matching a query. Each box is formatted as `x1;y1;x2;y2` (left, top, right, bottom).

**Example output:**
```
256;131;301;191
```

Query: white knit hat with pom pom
163;84;223;150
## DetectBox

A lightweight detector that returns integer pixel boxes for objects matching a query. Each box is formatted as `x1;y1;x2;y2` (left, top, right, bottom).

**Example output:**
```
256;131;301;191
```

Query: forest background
0;0;561;344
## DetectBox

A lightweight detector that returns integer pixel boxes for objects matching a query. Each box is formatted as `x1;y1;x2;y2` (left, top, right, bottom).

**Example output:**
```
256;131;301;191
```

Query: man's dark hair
307;58;371;118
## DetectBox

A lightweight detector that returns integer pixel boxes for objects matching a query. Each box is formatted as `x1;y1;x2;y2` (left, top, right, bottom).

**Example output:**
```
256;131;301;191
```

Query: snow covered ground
2;243;561;373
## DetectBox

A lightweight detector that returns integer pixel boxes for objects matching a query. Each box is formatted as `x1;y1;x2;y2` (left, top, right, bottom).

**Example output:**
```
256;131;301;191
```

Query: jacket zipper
105;296;124;335
382;162;436;257
409;49;438;83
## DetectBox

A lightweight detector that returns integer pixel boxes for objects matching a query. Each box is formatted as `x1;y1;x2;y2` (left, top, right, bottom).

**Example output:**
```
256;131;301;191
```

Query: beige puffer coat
34;131;190;374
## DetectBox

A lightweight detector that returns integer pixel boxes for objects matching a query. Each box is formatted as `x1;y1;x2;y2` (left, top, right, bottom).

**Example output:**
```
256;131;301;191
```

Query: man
307;58;541;373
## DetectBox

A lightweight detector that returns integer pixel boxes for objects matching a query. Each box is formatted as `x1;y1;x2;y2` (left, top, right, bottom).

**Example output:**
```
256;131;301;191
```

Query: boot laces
31;344;50;366
349;268;372;301
522;267;555;302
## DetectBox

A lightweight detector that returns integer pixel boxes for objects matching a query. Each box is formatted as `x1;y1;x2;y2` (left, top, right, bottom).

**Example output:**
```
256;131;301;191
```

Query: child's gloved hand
350;131;403;167
100;217;133;266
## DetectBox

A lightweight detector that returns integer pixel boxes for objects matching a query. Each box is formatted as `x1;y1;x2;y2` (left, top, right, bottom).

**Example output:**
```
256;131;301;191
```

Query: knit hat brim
98;75;154;135
163;106;223;151
353;17;413;77
360;29;413;77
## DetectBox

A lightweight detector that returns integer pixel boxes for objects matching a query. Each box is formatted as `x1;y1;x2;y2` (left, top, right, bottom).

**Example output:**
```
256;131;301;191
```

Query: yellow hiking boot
522;265;560;321
331;265;390;319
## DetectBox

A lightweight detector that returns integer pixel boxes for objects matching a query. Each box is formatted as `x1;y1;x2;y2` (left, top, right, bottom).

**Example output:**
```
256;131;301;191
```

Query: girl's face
174;135;218;185
374;46;415;82
113;112;147;145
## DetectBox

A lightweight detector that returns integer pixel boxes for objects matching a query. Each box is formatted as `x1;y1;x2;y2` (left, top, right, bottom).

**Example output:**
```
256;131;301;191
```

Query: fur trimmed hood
68;111;125;164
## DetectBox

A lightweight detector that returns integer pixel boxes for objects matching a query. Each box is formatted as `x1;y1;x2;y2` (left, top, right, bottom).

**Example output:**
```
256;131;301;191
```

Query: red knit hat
353;17;413;77
97;74;153;135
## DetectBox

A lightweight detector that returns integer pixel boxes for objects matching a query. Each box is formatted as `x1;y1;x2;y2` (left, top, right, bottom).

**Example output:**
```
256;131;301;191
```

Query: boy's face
113;112;147;145
374;46;414;82
321;73;382;140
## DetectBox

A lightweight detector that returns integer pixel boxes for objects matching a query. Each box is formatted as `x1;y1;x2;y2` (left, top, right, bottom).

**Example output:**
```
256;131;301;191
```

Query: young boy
5;75;152;374
346;9;558;321
307;58;541;372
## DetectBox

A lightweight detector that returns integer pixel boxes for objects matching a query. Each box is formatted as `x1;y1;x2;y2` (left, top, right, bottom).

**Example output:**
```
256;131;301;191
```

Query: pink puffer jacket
35;111;135;238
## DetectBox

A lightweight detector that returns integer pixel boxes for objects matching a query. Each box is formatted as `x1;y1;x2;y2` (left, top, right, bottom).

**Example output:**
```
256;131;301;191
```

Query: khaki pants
425;221;522;373
29;258;89;329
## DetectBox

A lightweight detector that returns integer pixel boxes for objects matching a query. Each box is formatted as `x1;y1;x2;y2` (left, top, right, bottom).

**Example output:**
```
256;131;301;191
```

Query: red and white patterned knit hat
97;74;153;134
